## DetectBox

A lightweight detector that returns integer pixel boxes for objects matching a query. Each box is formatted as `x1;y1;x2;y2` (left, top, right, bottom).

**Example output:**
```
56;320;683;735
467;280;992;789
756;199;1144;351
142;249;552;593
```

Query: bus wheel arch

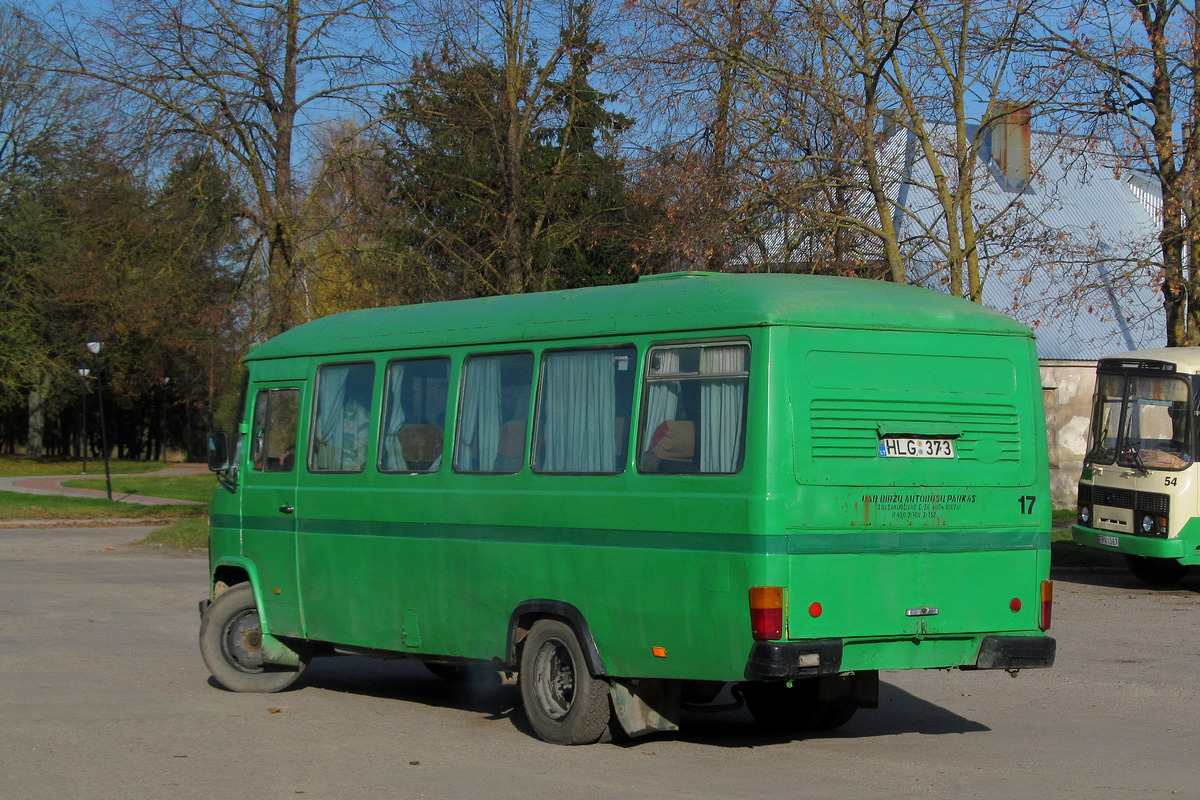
507;600;605;677
211;564;250;599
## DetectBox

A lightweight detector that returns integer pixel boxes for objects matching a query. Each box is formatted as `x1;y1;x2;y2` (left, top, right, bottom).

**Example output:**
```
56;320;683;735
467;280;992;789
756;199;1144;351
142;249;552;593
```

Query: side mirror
207;432;232;471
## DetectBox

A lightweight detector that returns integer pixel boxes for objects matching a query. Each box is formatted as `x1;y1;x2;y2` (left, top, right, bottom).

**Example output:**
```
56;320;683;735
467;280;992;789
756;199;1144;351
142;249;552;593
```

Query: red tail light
749;586;784;641
1040;580;1053;631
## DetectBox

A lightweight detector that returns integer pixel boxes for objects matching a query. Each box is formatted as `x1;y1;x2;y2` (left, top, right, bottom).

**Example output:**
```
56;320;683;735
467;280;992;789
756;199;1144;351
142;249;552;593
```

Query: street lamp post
77;366;91;475
161;376;171;462
86;333;113;502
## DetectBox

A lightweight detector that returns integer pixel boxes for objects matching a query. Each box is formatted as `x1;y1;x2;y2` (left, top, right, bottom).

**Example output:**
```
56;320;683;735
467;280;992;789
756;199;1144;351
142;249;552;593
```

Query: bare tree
811;0;1059;300
1035;0;1200;345
302;120;405;314
36;0;411;336
621;0;814;273
622;0;1056;297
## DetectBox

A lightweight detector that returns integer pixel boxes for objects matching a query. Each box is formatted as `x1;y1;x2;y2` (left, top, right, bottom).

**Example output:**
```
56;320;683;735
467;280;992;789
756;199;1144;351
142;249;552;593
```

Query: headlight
1140;514;1155;534
1079;505;1091;525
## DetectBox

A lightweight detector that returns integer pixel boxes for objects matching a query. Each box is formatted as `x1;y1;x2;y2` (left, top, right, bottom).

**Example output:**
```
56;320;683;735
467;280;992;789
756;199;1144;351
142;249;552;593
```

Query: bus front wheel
199;583;307;693
1125;555;1188;587
519;619;611;744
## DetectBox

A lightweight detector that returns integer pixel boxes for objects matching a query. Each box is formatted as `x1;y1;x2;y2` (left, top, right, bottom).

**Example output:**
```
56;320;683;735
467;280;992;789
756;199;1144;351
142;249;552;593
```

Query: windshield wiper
1119;435;1150;476
1084;420;1110;465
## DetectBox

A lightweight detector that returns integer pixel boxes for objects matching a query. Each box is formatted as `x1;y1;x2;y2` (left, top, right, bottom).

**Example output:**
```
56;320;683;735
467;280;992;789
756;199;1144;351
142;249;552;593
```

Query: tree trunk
26;372;50;460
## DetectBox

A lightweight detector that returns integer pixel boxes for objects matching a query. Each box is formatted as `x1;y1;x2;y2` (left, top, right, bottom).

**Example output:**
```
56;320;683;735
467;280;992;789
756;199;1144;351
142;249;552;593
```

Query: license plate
878;437;956;459
1097;534;1120;548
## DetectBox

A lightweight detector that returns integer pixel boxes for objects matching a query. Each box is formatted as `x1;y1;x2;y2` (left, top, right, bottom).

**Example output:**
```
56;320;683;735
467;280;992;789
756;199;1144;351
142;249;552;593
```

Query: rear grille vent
809;399;1019;463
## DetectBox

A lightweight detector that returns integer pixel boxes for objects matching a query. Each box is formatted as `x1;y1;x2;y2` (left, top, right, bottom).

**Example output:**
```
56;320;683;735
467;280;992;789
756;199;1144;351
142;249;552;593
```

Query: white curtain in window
700;346;747;472
313;366;350;471
381;362;407;470
641;350;681;453
313;364;372;471
539;351;616;472
455;357;503;471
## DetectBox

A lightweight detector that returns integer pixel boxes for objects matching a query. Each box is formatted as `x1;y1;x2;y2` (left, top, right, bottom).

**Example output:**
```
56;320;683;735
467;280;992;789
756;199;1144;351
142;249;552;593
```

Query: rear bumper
746;639;844;680
746;633;1055;680
969;635;1056;670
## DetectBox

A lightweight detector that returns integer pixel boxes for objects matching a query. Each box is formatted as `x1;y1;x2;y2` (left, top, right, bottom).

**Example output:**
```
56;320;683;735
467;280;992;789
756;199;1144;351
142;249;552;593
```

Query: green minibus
200;271;1055;744
1073;347;1200;585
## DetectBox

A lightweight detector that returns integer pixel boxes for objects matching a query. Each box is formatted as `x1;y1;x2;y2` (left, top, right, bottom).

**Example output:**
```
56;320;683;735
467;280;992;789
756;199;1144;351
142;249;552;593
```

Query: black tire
518;619;612;745
740;679;827;732
742;678;859;733
199;583;307;693
1125;554;1188;587
814;704;858;731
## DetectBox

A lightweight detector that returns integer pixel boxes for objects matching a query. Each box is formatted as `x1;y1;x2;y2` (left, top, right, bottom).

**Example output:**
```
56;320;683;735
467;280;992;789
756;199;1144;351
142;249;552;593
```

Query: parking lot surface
1;525;1197;800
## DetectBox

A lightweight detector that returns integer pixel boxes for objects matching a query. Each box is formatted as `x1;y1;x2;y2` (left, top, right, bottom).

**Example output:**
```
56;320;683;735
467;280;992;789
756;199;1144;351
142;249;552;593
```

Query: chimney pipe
994;101;1031;189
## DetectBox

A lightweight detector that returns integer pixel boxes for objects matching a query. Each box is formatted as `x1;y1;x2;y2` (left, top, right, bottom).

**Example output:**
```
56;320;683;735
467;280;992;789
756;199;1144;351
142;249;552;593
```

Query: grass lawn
0;491;203;520
1;459;214;548
0;455;178;478
60;474;217;504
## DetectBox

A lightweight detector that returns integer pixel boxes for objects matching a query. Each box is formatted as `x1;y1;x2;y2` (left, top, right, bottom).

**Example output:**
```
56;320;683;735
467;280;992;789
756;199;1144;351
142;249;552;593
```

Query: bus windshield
1088;373;1193;471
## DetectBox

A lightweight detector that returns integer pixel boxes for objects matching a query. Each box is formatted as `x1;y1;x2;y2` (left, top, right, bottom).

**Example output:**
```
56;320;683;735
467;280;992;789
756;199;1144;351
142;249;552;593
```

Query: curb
0;518;181;530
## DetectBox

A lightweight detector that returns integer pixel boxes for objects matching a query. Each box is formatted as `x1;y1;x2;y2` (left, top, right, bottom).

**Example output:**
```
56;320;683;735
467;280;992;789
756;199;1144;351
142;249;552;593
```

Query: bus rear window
638;343;749;474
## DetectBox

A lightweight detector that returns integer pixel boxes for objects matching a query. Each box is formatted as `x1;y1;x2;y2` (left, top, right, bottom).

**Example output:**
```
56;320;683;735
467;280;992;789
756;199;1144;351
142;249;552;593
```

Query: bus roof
1100;347;1200;374
247;271;1033;362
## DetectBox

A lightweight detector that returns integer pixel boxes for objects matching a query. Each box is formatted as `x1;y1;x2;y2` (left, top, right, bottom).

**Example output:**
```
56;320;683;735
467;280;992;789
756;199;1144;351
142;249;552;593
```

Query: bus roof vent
638;271;721;282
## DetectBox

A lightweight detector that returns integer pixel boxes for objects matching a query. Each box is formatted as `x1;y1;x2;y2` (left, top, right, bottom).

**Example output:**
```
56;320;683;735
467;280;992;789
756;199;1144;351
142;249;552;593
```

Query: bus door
241;382;305;637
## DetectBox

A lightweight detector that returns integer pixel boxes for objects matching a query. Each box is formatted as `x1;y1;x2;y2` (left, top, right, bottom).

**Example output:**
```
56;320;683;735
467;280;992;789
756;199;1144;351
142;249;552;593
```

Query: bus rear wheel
519;619;611;744
199;583;306;693
1125;555;1188;587
740;679;857;733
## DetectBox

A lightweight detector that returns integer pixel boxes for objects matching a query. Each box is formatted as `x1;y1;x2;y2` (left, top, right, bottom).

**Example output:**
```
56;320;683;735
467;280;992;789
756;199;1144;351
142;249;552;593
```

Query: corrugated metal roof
892;125;1163;360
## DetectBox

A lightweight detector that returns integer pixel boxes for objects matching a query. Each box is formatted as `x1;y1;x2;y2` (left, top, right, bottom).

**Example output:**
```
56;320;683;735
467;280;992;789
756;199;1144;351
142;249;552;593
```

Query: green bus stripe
213;514;1047;555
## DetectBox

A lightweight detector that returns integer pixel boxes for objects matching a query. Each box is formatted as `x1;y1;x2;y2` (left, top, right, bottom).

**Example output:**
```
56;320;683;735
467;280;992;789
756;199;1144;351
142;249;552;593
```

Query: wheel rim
531;637;576;721
221;607;265;673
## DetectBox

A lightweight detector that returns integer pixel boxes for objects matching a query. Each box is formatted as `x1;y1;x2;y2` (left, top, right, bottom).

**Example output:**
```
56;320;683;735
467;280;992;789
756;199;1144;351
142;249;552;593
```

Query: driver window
250;389;300;473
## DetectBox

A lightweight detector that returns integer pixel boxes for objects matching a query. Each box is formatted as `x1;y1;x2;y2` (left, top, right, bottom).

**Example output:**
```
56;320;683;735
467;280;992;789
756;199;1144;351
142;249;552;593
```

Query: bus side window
250;388;299;473
639;343;749;474
380;358;450;473
311;362;376;473
454;353;533;473
533;347;636;474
